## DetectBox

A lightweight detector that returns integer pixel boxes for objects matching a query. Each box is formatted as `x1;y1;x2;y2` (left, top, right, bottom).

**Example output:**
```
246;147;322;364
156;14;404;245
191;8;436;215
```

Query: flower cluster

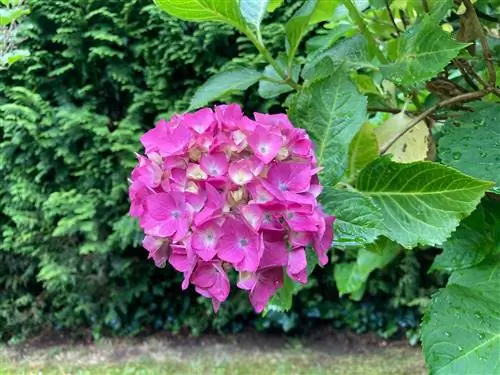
129;105;334;312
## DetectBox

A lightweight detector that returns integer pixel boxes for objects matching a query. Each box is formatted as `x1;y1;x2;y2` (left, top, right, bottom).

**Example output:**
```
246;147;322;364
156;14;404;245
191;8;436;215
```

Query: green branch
341;0;388;64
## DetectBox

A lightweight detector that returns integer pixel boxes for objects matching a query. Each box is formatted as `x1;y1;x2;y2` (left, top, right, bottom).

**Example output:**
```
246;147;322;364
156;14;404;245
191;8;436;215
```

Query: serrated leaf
347;122;379;180
288;70;367;184
438;102;500;193
240;0;269;33
335;237;400;298
154;0;246;29
258;57;300;99
374;112;430;163
302;35;377;81
189;68;262;110
381;16;468;85
421;261;500;375
321;187;384;249
431;200;499;272
356;158;493;248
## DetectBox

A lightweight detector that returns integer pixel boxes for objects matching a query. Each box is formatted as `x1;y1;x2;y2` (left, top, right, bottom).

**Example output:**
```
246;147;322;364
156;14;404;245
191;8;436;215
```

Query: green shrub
0;0;441;343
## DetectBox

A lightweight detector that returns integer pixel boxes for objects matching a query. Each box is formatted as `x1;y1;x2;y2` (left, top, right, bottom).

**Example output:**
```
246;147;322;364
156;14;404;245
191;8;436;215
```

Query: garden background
0;0;440;345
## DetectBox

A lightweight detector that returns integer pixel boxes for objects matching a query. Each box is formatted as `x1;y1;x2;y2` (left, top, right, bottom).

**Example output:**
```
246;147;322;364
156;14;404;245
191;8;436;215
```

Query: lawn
0;330;425;374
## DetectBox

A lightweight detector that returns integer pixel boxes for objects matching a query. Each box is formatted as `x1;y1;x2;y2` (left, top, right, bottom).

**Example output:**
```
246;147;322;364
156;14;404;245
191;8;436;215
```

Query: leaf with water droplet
438;102;499;191
422;261;500;374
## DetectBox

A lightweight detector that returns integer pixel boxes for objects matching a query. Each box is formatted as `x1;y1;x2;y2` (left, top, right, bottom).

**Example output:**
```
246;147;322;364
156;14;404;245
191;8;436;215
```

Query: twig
368;107;412;114
385;0;400;36
462;0;496;87
452;59;479;90
399;10;409;29
380;90;489;154
422;0;430;13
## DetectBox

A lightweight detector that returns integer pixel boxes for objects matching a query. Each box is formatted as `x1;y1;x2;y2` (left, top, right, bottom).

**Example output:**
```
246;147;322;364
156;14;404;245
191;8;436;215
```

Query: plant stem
380;90;489;154
385;0;400;36
461;0;496;87
341;0;388;64
244;30;301;91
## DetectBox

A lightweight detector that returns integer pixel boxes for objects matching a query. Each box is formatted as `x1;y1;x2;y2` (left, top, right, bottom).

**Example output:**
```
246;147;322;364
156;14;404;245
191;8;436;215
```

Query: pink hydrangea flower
129;105;335;312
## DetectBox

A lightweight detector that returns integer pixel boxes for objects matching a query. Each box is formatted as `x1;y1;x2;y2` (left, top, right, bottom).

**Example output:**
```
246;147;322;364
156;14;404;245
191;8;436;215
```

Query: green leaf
154;0;246;29
189;68;262;110
288;70;367;184
421;261;500;375
431;200;500;272
356;158;493;248
240;0;269;33
438;102;500;193
380;16;468;85
305;23;355;54
285;0;338;65
321;187;384;249
347;122;378;181
302;35;377;81
267;0;283;12
258;57;300;99
335;237;400;298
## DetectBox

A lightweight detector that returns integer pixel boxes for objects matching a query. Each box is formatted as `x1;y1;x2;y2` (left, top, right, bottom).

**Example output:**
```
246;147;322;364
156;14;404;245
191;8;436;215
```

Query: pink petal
247;126;282;164
241;204;263;232
237;271;257;290
191;220;221;261
200;152;228;177
228;159;254;186
288;247;307;275
184;108;215;134
249;267;283;313
259;239;287;269
143;235;170;268
284;211;319;232
215;103;243;130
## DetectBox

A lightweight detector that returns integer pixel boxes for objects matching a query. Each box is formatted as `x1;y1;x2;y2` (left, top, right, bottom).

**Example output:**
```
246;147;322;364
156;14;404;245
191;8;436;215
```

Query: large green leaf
240;0;269;33
422;261;500;375
154;0;246;29
438;102;500;193
335;237;400;299
347;122;378;181
288;70;367;183
321;187;384;249
302;35;377;81
189;68;262;110
380;16;467;85
432;199;500;272
356;158;493;248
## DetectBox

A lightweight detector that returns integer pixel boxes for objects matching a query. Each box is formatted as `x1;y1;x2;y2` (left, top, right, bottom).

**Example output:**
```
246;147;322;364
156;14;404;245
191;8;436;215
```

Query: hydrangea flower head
129;105;334;312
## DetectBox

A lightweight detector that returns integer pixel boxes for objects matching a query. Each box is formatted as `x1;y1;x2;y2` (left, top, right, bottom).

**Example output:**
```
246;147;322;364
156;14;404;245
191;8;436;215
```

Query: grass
0;333;426;375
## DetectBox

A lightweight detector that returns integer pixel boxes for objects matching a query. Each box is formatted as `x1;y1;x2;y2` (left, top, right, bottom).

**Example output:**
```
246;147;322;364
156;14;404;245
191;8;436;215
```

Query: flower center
239;238;249;247
278;182;288;191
